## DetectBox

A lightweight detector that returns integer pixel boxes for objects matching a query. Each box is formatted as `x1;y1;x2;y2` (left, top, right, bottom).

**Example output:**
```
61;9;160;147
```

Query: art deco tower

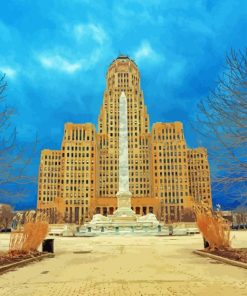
97;55;151;199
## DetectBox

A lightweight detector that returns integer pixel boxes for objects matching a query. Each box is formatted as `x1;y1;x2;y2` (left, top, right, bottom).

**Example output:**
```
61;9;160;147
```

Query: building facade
37;55;212;224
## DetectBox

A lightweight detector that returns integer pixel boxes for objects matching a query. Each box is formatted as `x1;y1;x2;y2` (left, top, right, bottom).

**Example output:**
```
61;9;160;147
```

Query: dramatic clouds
38;54;82;73
0;66;17;78
0;0;246;209
134;41;163;64
73;23;108;45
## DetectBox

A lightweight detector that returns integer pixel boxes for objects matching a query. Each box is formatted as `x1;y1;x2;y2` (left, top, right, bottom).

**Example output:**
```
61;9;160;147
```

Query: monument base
113;207;136;218
112;190;136;220
85;189;160;233
116;191;132;208
84;212;160;234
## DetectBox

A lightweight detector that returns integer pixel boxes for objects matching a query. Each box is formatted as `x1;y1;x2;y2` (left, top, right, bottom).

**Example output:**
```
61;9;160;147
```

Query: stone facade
37;55;212;224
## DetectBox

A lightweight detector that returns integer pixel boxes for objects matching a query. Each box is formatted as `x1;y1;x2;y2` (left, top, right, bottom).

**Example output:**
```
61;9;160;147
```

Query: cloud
134;41;163;63
88;24;107;44
36;22;109;76
73;23;107;45
37;48;103;74
38;54;81;74
0;66;17;79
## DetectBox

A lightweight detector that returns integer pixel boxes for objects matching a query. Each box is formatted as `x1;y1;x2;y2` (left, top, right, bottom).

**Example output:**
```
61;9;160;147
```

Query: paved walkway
0;232;246;296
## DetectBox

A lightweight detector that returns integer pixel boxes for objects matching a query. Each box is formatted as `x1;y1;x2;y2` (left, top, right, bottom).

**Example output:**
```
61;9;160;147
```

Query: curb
0;253;55;274
193;250;247;269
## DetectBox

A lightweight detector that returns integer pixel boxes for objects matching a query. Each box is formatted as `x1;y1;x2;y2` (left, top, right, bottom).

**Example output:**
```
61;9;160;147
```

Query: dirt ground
0;231;246;296
206;248;247;263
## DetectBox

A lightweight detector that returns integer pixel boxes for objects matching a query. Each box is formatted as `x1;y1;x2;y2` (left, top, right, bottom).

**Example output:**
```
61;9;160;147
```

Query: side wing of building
187;147;212;207
151;122;193;223
60;123;97;224
37;149;62;221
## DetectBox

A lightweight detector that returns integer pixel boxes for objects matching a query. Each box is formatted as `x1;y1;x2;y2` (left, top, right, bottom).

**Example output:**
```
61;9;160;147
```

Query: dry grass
194;202;231;250
8;211;49;255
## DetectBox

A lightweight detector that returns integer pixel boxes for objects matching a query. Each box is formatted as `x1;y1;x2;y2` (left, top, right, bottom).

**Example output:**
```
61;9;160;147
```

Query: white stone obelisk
114;91;135;217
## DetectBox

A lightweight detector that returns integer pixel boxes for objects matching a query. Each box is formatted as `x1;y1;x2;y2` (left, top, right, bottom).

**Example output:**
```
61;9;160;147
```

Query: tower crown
106;55;140;90
116;54;137;64
108;55;138;73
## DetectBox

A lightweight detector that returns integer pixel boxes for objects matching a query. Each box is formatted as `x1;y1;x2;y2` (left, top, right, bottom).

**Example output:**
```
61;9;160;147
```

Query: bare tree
0;74;36;200
196;49;247;199
0;204;14;230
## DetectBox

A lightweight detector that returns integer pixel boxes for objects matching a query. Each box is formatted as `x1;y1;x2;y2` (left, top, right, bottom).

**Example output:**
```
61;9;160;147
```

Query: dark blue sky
0;0;246;210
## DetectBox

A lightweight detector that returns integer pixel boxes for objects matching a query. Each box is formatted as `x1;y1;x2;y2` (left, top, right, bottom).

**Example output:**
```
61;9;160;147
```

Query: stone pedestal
113;191;136;218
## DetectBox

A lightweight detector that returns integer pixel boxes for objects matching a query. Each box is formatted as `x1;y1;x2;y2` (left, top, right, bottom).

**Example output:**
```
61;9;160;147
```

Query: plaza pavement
0;232;246;296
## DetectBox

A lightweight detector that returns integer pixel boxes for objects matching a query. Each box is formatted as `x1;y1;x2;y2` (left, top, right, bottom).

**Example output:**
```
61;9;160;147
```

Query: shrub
194;202;231;250
9;211;48;254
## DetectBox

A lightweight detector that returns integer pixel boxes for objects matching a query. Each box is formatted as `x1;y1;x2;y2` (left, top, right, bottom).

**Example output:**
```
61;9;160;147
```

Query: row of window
65;200;88;205
40;179;59;184
155;178;186;183
188;153;206;158
41;184;59;189
154;150;187;156
43;155;61;160
156;191;188;197
65;186;93;191
154;165;188;170
154;172;187;177
65;166;94;171
189;165;209;170
154;158;187;164
43;161;60;166
100;189;150;195
155;185;188;190
64;153;94;158
42;167;60;172
42;191;57;196
154;128;178;134
40;173;60;177
64;146;94;151
190;177;210;182
154;135;182;140
64;192;93;198
154;145;186;150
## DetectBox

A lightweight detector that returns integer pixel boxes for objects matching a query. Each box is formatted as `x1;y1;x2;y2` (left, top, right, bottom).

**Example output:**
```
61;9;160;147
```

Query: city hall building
37;55;212;224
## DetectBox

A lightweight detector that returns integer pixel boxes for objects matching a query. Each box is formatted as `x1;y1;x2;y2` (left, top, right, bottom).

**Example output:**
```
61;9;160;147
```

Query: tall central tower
97;55;151;200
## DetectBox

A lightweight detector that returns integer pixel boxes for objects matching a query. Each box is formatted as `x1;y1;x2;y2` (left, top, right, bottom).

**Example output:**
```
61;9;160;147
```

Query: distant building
37;55;212;224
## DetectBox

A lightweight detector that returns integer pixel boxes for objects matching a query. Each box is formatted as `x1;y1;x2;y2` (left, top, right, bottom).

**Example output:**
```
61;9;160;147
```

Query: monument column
114;92;135;217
